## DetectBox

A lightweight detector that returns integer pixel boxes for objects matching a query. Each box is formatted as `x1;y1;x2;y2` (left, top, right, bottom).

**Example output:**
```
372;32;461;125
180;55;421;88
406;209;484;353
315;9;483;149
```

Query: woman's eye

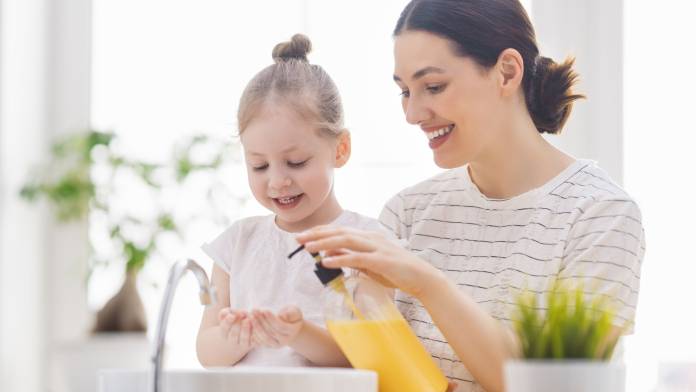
399;89;410;98
426;84;446;94
288;159;309;168
252;164;268;171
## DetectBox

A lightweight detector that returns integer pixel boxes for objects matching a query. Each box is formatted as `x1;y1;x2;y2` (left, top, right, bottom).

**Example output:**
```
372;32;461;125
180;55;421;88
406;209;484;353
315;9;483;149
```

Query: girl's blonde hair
237;34;345;138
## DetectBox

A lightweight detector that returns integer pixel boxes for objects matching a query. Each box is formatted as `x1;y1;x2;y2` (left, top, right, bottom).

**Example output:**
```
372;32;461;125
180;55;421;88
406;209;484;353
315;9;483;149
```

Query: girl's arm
196;264;254;367
289;319;350;367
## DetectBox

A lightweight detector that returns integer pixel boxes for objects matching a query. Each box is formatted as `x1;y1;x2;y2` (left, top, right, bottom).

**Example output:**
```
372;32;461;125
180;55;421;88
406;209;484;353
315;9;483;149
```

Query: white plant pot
504;360;625;392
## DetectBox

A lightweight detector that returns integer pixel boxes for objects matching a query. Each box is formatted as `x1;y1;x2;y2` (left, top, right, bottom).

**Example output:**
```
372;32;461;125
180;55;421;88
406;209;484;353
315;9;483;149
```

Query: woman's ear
496;48;524;97
334;130;351;168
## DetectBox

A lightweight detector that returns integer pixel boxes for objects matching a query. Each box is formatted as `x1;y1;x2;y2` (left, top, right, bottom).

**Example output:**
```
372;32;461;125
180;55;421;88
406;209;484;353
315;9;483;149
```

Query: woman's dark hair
394;0;584;134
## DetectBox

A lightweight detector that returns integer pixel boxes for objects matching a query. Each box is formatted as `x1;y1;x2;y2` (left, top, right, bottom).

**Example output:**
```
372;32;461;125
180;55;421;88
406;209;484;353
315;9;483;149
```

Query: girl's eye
399;89;410;98
288;159;309;168
252;163;268;172
426;84;446;94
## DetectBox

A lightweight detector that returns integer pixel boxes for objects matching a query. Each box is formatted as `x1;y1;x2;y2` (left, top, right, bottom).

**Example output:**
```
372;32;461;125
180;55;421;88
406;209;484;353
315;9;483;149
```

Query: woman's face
393;30;505;169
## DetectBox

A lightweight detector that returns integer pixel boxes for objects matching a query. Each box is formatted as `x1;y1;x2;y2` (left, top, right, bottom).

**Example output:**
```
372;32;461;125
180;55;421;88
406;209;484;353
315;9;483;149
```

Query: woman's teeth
427;125;454;140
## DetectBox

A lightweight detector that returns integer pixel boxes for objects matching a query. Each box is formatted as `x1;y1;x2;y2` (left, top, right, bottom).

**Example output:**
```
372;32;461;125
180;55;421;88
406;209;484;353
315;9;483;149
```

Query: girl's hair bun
272;34;312;63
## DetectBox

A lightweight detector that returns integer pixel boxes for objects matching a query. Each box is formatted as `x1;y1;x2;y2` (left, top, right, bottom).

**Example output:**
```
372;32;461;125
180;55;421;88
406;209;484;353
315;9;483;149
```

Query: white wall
533;0;624;184
0;1;50;390
0;0;93;391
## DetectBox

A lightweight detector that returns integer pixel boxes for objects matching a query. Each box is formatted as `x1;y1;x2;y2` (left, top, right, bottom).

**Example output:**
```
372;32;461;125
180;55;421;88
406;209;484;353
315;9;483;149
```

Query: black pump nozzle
288;244;343;286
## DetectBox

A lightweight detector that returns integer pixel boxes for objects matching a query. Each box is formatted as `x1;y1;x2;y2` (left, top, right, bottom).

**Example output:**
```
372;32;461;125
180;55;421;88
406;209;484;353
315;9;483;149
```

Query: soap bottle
289;247;448;392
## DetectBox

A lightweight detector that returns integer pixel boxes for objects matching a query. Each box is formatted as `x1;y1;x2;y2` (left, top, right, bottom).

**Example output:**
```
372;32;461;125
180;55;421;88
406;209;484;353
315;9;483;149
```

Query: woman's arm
196;264;254;367
417;268;518;392
298;226;518;392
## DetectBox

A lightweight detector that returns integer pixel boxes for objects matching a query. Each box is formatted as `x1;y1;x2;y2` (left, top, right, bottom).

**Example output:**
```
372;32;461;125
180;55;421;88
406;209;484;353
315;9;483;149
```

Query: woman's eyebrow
393;66;446;82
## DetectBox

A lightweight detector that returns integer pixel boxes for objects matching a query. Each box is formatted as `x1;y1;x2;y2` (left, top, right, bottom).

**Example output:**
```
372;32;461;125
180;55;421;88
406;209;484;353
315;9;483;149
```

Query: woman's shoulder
388;166;470;206
552;160;642;223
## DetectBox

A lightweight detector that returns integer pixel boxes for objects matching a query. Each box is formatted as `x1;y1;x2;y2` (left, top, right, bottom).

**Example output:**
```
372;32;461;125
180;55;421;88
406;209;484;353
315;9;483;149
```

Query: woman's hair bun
272;34;312;63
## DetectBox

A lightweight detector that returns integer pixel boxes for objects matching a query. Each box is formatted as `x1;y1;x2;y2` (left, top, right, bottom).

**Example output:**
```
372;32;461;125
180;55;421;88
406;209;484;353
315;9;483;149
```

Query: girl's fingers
260;311;287;336
218;308;231;321
251;316;279;347
228;319;242;343
239;319;253;347
278;306;302;324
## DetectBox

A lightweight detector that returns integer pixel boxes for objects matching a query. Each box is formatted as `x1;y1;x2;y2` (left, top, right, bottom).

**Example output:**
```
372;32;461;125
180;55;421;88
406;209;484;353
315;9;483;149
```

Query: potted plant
20;130;242;333
504;283;629;392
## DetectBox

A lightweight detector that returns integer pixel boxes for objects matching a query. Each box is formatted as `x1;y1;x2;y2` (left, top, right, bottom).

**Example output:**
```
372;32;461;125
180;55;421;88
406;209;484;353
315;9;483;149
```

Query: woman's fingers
295;226;349;242
322;251;385;273
304;234;377;255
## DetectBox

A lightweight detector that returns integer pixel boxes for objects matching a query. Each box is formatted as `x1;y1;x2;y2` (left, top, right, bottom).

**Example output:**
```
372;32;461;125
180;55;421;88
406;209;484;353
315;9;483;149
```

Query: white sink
98;367;377;392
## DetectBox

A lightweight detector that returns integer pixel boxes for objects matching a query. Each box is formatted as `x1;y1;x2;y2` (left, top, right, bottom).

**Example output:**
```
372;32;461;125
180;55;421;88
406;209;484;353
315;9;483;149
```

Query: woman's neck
468;114;575;200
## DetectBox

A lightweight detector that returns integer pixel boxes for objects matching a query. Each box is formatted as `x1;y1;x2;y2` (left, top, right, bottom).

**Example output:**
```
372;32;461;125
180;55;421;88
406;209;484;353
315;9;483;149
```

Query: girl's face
241;103;348;232
393;30;506;169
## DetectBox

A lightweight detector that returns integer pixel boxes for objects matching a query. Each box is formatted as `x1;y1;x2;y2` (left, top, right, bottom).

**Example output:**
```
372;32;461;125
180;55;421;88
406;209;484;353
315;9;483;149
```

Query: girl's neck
275;193;343;233
468;114;575;200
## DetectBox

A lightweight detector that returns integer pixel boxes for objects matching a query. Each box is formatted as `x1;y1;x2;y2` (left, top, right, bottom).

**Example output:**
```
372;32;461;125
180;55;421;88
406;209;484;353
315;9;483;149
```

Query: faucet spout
151;259;216;392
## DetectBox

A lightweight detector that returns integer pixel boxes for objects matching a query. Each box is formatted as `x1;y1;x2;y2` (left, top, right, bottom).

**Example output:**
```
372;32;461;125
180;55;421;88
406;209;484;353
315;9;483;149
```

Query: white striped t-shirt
379;159;645;391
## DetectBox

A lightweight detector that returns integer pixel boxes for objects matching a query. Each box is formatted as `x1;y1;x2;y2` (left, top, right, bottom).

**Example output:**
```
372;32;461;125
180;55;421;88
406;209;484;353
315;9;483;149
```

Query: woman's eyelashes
251;159;310;172
426;83;446;94
398;83;447;99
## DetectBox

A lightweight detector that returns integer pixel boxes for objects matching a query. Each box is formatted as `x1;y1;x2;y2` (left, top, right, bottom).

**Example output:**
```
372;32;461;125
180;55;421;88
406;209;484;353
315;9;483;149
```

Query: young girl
297;1;645;391
196;34;383;368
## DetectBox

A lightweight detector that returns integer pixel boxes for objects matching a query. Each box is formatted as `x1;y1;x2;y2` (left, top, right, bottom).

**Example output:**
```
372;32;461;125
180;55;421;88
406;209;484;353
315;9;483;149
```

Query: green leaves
512;282;626;360
20;130;241;277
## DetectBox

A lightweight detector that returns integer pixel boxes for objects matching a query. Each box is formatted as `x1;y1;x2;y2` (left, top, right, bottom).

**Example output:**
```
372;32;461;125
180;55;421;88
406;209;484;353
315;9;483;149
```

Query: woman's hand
249;306;304;348
296;226;445;299
218;308;255;350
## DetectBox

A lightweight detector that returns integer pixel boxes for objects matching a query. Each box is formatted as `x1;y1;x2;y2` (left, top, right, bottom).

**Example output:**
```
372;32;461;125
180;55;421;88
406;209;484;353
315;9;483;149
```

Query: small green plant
512;283;627;360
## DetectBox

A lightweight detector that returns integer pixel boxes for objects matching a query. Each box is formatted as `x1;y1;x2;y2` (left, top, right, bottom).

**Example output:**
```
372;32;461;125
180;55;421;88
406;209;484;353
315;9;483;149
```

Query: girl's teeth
278;195;298;204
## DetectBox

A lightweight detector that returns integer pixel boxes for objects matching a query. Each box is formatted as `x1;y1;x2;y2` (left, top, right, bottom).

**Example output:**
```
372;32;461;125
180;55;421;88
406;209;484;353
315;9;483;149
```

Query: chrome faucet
150;259;216;392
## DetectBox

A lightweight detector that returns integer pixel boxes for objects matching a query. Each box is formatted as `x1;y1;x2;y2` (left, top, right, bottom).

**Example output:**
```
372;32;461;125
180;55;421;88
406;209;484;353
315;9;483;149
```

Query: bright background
1;1;695;391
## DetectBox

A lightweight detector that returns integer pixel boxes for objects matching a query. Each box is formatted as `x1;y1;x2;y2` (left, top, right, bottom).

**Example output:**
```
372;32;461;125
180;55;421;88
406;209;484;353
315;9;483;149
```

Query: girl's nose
269;172;292;191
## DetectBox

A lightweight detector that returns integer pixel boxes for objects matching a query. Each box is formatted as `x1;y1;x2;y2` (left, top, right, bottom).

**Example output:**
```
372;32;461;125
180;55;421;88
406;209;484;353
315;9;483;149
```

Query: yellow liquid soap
328;277;365;320
327;317;448;392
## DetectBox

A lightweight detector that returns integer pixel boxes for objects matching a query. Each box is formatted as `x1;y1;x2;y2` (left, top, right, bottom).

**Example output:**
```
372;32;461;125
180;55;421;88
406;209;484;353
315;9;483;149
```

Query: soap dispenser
288;245;448;392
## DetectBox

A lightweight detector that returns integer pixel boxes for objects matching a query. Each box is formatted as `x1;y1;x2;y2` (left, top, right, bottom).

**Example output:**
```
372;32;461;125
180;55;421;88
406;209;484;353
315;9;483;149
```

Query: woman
297;1;644;391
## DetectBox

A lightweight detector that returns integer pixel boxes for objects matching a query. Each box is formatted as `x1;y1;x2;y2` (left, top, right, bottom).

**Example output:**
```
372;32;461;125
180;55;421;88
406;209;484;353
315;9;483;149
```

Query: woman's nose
404;96;430;125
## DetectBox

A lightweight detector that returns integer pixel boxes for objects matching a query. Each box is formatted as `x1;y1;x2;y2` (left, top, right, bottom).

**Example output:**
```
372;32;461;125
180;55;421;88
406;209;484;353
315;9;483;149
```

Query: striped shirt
379;159;645;391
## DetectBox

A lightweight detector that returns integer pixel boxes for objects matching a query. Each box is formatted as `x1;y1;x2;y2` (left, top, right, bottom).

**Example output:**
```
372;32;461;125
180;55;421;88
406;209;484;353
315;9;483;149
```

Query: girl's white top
202;209;383;367
379;159;645;391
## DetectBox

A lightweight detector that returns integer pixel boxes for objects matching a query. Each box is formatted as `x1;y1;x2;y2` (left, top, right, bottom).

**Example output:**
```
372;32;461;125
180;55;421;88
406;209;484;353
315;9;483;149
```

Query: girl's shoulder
212;214;275;242
335;210;383;232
